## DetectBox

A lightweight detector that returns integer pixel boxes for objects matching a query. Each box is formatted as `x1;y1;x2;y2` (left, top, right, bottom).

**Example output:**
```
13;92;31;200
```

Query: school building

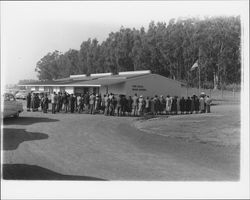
19;70;186;97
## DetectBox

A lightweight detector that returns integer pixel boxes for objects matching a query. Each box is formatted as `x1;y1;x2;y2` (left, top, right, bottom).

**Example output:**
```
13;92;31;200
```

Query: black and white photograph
1;0;249;199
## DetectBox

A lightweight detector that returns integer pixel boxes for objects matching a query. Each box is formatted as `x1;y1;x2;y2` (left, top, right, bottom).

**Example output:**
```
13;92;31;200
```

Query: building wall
124;74;185;97
100;83;126;95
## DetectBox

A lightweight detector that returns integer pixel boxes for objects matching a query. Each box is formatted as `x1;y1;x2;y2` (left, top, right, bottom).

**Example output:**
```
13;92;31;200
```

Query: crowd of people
26;92;212;116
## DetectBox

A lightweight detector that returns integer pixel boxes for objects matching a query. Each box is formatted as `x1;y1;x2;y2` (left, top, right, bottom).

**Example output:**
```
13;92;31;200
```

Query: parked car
5;89;19;96
15;90;28;100
2;93;23;118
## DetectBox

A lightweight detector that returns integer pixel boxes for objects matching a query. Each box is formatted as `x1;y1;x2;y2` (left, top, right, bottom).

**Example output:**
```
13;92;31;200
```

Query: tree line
35;16;241;89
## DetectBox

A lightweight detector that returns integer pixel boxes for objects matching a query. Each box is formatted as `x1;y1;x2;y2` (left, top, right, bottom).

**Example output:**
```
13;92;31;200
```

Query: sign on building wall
131;85;147;91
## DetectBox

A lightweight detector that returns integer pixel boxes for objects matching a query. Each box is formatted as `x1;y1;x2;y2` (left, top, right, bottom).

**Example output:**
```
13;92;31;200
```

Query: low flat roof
19;72;148;87
18;72;185;87
66;78;126;87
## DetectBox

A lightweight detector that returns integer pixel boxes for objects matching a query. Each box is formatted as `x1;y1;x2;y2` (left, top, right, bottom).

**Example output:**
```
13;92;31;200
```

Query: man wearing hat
132;93;139;116
89;93;95;114
138;95;144;116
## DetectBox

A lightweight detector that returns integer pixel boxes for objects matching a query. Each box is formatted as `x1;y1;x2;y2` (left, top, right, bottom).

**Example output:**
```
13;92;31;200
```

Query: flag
190;60;199;71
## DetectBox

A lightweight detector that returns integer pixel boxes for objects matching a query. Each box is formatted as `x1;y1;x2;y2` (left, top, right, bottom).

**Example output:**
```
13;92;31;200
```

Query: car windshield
4;93;15;101
18;91;26;94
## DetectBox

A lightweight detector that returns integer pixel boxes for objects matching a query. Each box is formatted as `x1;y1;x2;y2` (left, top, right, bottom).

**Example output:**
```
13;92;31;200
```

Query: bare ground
2;101;240;181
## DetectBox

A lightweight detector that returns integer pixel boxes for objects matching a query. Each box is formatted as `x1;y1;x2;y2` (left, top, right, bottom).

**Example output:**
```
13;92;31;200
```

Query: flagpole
186;71;189;97
198;47;201;95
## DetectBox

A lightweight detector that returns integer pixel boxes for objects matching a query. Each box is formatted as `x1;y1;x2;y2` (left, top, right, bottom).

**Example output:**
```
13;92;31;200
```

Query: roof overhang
68;84;101;87
18;84;101;87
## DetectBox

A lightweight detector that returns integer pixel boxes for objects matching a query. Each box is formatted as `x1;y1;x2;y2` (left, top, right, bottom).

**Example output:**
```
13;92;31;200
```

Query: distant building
19;70;186;97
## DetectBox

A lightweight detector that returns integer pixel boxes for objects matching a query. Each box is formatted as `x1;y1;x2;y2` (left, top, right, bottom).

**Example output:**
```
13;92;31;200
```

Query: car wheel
14;112;19;118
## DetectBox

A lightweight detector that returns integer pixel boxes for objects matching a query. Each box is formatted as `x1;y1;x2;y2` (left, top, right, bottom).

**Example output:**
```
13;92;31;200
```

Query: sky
1;1;248;85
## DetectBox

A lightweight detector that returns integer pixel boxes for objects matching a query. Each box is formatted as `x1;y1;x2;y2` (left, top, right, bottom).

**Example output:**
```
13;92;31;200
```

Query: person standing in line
183;97;187;114
98;94;102;113
205;95;212;113
109;96;115;116
94;94;99;113
78;94;84;113
104;94;110;116
35;93;40;111
68;94;72;113
113;95;118;115
26;93;31;112
150;97;155;115
199;95;205;113
194;95;199;113
101;94;105;114
65;93;70;113
69;94;74;113
73;94;77;112
155;95;161;115
43;93;49;113
138;95;144;116
62;92;67;112
57;92;60;111
176;96;180;114
120;95;124;116
116;95;122;116
179;97;185;114
56;92;61;113
76;94;81;112
54;92;58;113
165;95;171;115
127;96;133;116
30;93;35;111
31;93;35;111
132;93;139;116
40;94;44;111
159;95;166;115
109;93;113;101
190;95;195;114
120;95;125;116
89;93;95;114
122;95;128;116
186;97;192;114
171;96;177;115
145;97;150;114
59;92;63;111
108;94;112;116
84;92;90;112
66;93;70;113
32;93;37;112
51;92;56;114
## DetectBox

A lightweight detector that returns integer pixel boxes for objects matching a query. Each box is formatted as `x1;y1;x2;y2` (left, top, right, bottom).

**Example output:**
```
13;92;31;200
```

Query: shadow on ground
2;164;106;180
3;116;59;126
3;128;49;150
